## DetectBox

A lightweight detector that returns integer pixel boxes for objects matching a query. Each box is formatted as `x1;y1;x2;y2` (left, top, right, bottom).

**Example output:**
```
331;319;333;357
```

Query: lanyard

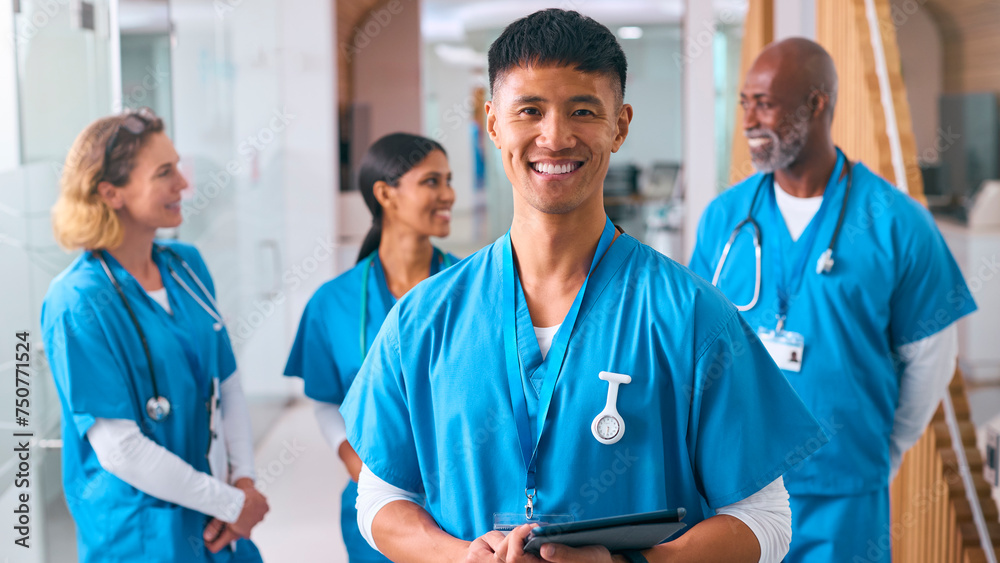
767;151;845;330
502;217;616;519
359;247;453;362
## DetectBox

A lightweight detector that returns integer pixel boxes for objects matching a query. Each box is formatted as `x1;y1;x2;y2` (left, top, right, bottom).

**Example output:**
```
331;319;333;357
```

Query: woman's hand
228;479;269;537
203;518;240;553
203;478;269;553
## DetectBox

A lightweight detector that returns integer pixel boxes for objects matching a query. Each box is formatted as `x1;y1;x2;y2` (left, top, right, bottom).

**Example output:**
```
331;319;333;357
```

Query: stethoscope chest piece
146;396;171;421
591;371;632;445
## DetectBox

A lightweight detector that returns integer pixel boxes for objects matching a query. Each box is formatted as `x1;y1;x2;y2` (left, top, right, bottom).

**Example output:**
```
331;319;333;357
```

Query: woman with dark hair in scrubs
283;132;457;561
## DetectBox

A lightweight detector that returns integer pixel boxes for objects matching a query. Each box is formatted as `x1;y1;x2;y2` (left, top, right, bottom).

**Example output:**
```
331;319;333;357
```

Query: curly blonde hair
52;110;164;250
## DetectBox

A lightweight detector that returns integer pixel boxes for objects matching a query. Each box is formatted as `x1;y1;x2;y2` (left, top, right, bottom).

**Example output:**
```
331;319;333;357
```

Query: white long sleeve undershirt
356;465;792;563
220;373;256;482
890;325;958;477
87;373;256;523
716;477;792;563
314;400;349;452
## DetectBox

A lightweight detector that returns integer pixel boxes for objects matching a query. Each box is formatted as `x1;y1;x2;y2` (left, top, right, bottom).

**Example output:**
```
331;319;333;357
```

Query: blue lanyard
359;247;453;362
502;217;616;519
767;151;845;326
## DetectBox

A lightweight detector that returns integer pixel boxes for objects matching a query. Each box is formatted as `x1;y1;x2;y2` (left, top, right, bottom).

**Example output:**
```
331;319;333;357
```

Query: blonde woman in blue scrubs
42;109;267;562
283;133;458;562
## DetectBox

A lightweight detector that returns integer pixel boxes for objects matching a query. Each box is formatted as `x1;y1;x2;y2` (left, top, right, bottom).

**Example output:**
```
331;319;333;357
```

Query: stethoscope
711;160;854;312
358;248;454;361
95;245;227;422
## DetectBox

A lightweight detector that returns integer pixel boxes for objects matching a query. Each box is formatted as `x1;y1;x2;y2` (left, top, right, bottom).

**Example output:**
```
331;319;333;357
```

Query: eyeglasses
102;108;155;180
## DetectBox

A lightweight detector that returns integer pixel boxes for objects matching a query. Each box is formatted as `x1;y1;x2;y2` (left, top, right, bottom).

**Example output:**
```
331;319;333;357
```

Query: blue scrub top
341;230;824;541
284;248;457;403
283;248;456;562
41;240;259;563
689;155;977;495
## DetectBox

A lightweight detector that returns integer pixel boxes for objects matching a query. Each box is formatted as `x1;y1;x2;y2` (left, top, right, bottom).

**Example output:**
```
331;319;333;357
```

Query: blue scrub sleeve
888;208;976;346
687;310;826;508
284;299;346;404
340;308;423;493
43;302;140;438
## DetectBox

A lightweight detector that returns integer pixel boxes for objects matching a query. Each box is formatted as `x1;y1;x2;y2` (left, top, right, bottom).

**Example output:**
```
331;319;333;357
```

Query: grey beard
748;118;809;173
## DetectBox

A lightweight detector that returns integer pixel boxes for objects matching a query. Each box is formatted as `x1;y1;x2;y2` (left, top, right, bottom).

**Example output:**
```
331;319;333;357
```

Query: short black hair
488;9;627;104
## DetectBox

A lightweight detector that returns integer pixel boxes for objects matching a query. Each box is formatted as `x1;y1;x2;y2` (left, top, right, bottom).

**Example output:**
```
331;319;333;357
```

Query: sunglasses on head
102;108;155;179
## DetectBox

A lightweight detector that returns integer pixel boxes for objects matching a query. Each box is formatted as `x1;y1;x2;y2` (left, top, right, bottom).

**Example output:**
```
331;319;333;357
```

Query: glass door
1;1;115;561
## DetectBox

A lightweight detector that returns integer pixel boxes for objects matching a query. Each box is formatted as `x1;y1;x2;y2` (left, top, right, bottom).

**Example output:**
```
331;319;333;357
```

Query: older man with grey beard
689;37;976;562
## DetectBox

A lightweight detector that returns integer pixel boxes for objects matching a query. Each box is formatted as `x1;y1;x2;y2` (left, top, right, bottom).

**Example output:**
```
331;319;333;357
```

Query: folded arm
88;418;245;522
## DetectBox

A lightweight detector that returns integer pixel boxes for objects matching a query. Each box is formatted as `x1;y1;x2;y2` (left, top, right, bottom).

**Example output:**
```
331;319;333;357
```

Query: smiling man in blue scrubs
690;38;977;562
342;10;825;563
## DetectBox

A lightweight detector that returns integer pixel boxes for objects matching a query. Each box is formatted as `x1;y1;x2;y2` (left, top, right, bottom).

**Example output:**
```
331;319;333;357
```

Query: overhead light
618;26;643;40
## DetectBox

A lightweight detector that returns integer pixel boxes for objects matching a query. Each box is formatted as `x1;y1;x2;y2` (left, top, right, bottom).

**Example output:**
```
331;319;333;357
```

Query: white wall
894;0;943;163
683;0;717;261
0;0;20;171
614;26;685;166
353;0;423;141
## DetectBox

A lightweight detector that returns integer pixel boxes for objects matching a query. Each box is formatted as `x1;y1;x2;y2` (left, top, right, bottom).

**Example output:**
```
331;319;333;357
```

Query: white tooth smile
747;138;771;148
531;162;581;175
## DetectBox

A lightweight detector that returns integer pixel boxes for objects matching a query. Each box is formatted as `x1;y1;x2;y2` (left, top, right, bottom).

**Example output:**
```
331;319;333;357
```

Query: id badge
757;328;805;373
493;513;572;534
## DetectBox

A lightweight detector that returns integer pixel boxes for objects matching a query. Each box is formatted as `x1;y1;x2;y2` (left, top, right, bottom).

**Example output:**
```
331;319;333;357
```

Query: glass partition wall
0;1;298;560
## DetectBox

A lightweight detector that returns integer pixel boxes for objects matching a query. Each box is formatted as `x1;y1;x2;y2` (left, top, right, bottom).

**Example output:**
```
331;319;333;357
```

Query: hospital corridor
2;0;1000;562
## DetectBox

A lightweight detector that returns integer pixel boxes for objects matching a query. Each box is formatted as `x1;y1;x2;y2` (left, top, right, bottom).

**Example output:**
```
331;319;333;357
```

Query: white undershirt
773;182;823;241
533;324;562;359
315;400;348;451
891;325;958;477
86;372;257;523
146;287;172;314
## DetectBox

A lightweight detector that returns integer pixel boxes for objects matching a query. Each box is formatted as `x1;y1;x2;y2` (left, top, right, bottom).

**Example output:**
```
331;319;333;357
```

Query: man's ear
611;103;634;153
96;180;125;210
372;180;395;210
809;91;828;119
485;100;502;150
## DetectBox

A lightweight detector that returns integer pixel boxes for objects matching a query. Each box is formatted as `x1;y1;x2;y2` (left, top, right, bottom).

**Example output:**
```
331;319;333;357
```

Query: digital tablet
522;508;686;555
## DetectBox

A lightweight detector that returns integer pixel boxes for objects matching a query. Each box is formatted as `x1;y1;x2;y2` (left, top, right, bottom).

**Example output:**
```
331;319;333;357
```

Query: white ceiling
421;0;748;42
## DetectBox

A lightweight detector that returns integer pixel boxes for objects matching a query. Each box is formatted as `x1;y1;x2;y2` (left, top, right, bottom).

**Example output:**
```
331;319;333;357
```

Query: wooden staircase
891;371;1000;561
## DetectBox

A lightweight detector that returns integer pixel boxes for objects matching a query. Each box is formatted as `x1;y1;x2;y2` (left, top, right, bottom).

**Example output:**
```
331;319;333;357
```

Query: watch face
596;415;620;439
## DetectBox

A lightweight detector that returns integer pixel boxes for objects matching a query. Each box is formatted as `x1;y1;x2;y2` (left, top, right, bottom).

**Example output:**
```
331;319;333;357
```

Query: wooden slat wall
728;0;773;185
816;0;896;189
871;0;926;203
925;0;1000;97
